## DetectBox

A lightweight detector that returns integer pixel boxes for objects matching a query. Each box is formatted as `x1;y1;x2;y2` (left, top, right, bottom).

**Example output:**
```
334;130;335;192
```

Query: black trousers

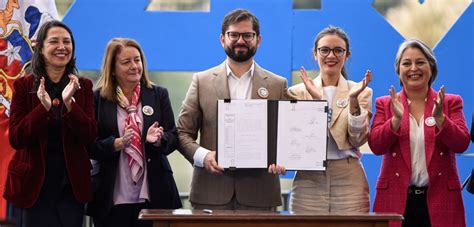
402;187;431;227
13;185;84;227
93;202;152;227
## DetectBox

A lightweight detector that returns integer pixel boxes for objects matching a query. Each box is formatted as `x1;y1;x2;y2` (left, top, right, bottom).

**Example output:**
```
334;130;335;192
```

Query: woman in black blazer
87;38;181;227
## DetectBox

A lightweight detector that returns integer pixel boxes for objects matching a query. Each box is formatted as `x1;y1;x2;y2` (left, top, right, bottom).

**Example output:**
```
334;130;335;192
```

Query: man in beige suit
177;9;288;210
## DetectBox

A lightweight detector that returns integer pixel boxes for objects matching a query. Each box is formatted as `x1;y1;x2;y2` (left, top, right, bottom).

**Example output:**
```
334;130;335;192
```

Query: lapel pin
258;87;269;99
425;117;436;127
142;105;154;116
336;99;348;108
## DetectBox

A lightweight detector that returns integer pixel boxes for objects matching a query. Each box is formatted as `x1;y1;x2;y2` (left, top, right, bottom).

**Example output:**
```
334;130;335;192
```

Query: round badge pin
142;105;154;116
336;99;348;108
425;117;436;127
258;87;269;98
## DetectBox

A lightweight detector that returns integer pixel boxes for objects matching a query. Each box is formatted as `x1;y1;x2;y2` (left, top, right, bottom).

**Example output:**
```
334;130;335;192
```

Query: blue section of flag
5;30;32;65
25;6;42;39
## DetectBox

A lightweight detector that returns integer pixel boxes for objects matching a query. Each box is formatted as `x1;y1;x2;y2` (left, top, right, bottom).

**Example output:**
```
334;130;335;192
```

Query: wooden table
139;209;403;227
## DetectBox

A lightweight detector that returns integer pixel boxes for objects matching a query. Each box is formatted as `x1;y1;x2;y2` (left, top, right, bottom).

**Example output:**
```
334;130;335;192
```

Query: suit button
438;172;442;176
392;153;397;157
440;152;444;156
147;158;151;163
395;173;400;177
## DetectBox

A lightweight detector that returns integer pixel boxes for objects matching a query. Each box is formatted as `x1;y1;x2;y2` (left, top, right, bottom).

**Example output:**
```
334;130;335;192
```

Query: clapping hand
432;85;445;128
349;70;372;98
146;121;164;145
348;70;372;116
390;86;403;131
300;66;322;100
37;77;51;111
62;74;81;112
114;124;133;151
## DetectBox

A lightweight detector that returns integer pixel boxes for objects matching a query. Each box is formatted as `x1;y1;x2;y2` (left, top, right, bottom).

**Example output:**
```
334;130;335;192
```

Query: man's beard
225;44;257;62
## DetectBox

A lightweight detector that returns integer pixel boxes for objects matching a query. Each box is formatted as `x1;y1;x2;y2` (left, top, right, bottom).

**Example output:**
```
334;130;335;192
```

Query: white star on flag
0;41;22;66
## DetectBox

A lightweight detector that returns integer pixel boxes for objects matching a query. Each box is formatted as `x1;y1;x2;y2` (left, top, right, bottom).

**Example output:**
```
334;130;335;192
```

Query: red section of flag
0;0;57;219
0;38;23;78
0;110;14;220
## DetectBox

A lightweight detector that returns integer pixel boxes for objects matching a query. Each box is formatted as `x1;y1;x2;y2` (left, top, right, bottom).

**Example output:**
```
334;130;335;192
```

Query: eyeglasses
317;47;346;57
226;32;256;42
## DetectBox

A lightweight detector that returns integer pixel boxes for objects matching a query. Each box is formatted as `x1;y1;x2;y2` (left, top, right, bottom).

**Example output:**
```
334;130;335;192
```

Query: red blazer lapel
399;90;412;171
423;88;437;169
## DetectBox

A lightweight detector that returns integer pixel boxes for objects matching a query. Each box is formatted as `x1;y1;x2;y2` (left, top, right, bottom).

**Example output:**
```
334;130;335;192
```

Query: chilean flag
0;0;57;220
0;29;33;78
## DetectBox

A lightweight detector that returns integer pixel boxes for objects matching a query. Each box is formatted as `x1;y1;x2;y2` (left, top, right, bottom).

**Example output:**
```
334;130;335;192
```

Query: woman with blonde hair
87;38;181;227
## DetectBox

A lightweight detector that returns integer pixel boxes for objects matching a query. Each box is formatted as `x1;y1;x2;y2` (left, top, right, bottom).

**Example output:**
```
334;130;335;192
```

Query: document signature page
276;101;327;170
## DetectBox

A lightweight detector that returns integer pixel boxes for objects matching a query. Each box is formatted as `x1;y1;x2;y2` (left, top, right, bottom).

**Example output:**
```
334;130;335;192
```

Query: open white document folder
217;99;268;168
276;101;327;171
217;99;328;170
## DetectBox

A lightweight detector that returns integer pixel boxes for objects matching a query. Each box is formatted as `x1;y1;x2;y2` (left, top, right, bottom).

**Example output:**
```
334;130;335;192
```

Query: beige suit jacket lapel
312;76;324;98
329;76;349;127
251;63;268;99
212;62;230;99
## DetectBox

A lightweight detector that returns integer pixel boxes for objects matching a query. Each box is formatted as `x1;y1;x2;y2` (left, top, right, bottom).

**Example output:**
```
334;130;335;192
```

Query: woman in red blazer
5;21;97;227
368;39;470;227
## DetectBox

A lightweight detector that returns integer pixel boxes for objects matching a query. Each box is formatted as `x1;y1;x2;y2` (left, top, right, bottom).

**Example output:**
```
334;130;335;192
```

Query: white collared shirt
406;99;429;187
226;62;254;100
192;62;255;167
409;114;429;187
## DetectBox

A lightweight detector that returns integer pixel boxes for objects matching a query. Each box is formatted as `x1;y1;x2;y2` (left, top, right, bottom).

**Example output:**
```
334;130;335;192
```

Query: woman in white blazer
271;26;373;212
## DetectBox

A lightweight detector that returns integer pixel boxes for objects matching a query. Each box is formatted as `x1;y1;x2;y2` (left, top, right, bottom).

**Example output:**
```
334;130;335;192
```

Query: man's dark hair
221;9;260;36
